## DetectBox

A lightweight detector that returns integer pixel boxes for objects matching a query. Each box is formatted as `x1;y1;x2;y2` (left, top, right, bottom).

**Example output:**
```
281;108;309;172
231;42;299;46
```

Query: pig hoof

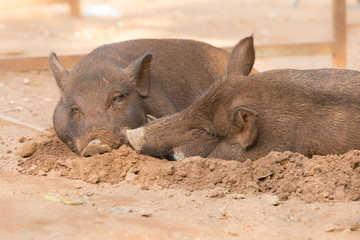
81;139;112;157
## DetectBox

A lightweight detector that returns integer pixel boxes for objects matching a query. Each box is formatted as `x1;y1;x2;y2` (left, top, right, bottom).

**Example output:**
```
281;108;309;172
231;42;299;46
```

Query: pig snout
78;129;125;157
126;128;145;153
81;139;112;157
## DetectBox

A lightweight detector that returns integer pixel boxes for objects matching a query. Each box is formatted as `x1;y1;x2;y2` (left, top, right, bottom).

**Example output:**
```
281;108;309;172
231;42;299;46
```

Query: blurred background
0;0;359;70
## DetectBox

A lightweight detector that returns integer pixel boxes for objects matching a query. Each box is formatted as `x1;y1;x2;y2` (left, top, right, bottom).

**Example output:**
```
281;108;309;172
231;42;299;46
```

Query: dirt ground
1;0;360;239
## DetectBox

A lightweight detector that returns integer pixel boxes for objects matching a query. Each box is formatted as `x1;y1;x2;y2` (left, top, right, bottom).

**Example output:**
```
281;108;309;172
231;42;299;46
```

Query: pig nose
81;139;112;157
126;128;144;153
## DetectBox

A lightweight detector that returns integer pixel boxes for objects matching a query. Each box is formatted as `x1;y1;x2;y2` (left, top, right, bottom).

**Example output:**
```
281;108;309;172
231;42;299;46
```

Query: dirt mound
18;130;360;203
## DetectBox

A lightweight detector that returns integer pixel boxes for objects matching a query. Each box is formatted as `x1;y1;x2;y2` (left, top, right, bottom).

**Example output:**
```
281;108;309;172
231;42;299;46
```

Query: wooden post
69;0;81;17
0;55;84;72
0;0;81;17
332;0;347;68
253;42;333;58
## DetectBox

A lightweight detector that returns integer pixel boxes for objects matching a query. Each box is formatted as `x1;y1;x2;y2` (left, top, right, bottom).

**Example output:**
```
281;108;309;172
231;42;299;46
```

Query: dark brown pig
126;40;360;161
50;38;252;156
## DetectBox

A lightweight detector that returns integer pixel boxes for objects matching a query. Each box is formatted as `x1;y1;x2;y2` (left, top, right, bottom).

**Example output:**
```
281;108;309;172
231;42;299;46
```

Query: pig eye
113;93;125;104
199;128;220;139
113;95;123;102
71;105;79;114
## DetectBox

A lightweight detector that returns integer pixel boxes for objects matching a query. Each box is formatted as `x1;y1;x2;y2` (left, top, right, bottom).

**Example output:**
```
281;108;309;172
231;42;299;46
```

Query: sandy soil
1;0;360;239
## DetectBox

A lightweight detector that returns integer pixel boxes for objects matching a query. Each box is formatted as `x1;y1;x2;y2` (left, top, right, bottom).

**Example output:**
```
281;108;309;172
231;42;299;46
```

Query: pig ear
127;52;152;97
232;106;258;149
226;35;255;77
49;52;69;92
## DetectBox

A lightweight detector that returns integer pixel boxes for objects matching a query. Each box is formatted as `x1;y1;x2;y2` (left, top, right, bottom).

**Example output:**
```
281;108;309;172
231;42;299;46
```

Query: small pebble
58;190;69;196
350;218;360;231
209;162;216;171
282;182;296;193
220;207;230;218
110;206;133;214
14;106;24;111
231;193;246;200
242;159;252;167
290;216;300;222
37;170;47;176
140;185;149;190
18;137;27;143
278;192;290;201
325;224;345;232
87;175;99;184
98;170;107;178
206;189;225;198
322;192;330;198
264;194;280;206
184;190;192;196
125;172;136;181
23;78;30;84
19;142;37;158
82;196;90;203
178;171;187;178
139;208;152;217
165;166;175;175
